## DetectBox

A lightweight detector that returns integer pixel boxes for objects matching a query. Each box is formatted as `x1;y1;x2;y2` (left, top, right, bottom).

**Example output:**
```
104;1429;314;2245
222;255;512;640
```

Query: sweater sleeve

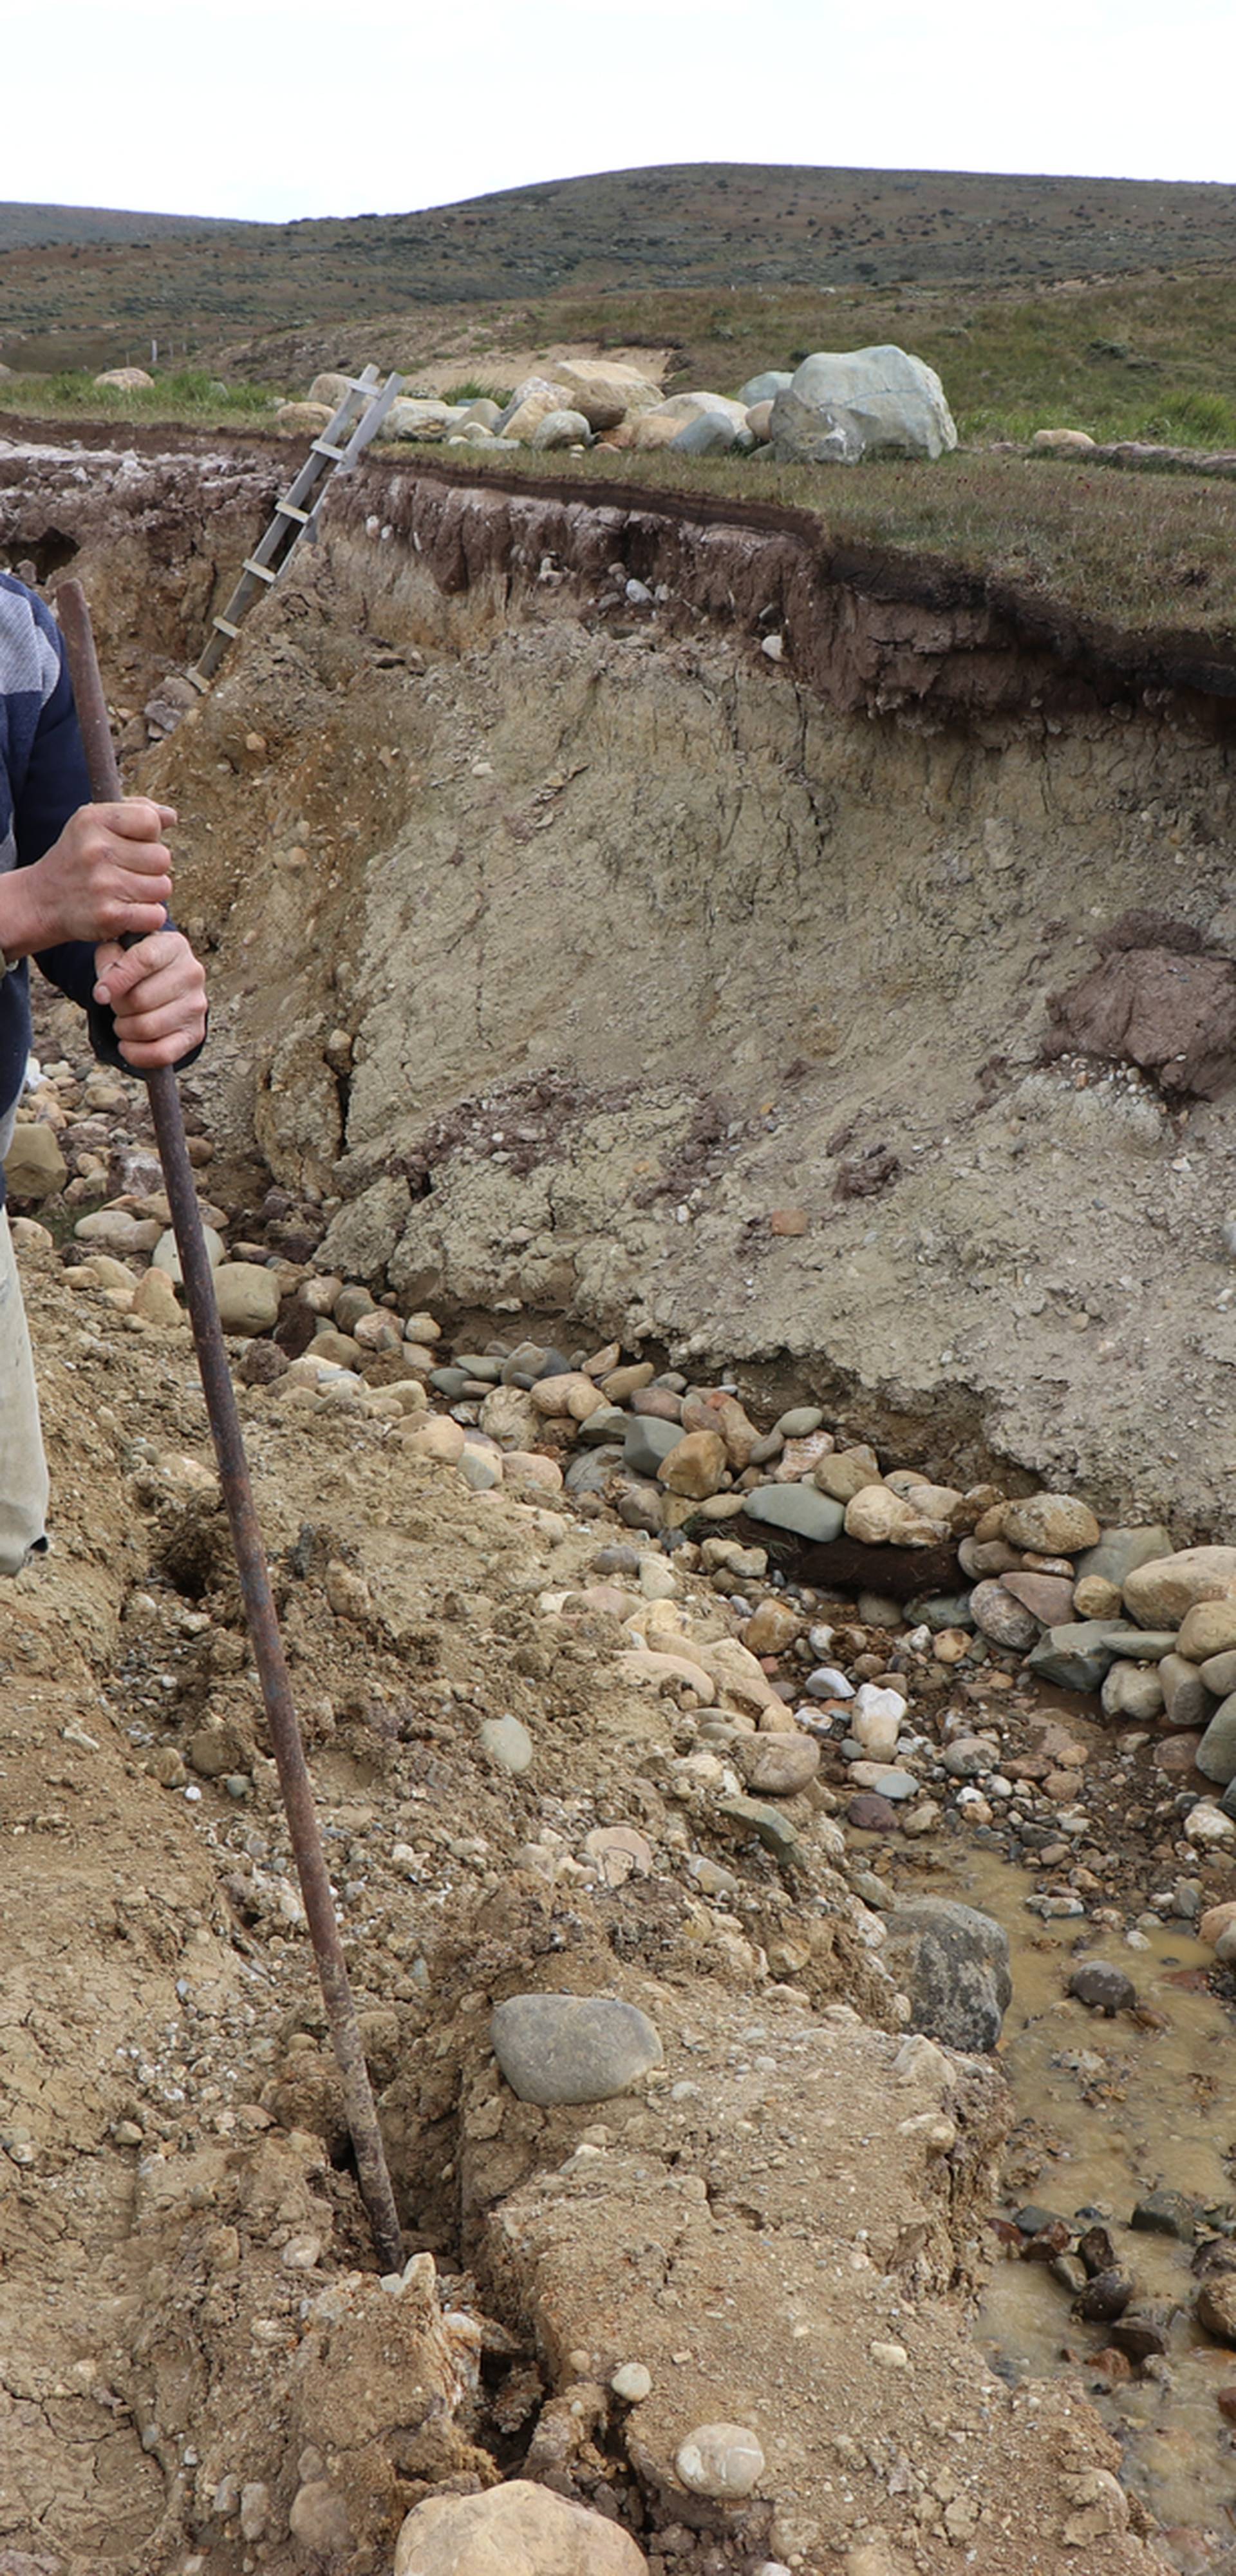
15;625;201;1074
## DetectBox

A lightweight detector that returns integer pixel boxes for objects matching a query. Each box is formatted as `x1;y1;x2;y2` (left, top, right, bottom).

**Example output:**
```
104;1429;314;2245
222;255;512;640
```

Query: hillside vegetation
4;160;1236;369
3;163;1236;652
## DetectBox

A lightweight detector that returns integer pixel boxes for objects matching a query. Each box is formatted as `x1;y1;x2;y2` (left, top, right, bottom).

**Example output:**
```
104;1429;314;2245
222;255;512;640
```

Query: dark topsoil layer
5;409;1236;715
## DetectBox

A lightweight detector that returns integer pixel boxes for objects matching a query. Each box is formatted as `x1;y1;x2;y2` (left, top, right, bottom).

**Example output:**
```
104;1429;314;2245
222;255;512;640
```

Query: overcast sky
4;0;1233;222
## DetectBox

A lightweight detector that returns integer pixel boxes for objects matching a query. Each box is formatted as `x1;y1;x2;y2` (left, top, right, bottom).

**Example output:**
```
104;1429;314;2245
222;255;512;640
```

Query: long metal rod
55;578;404;2277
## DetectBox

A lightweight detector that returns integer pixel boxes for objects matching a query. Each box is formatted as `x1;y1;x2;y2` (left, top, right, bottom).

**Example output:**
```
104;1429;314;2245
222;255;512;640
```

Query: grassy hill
0;202;231;251
4;163;1236;372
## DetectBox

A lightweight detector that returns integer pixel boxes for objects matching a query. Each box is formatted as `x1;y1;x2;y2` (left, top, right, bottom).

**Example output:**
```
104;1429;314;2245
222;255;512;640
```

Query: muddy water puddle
914;1842;1236;2566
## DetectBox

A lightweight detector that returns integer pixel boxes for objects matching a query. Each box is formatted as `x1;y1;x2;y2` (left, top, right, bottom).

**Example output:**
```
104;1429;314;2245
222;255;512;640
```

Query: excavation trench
6;423;1236;2571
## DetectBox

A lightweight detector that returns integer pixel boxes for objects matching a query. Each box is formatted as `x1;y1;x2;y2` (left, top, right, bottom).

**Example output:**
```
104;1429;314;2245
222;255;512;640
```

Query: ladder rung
243;559;277;583
311;440;348;461
212;616;240;638
276;502;312;524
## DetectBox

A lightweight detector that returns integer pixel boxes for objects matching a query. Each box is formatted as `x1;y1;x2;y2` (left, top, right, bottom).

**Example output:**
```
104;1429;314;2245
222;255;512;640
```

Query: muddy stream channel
904;1831;1236;2566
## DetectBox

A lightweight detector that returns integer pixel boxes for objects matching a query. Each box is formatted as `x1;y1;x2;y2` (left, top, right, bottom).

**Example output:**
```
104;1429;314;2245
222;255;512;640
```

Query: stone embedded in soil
848;1763;919;1799
1074;1523;1175;1588
942;1736;993;1778
1179;1598;1236;1661
1025;1622;1121;1690
1101;1659;1165;1721
675;2420;766;2499
742;1483;845;1542
1094;1625;1177;1659
1002;1493;1101;1555
1153;1730;1205;1774
395;2480;648;2575
1001;1571;1075;1625
1131;2190;1199;2241
736;1732;820;1795
851;1683;904;1759
882;1897;1012;2052
1072;1573;1125;1619
969;1580;1039;1651
1195;1694;1236;1784
480;1715;534;1774
1160;1652;1212;1728
717;1794;800;1856
4;1121;68;1197
1110;2307;1172;2360
658;1428;727;1497
612;2361;652;2401
212;1261;282;1334
1196;2278;1236;2345
1186;1801;1236;1844
742;1596;803;1654
848;1791;901;1831
490;1994;662;2105
814;1447;883;1502
1075;2268;1134;2323
624;1415;685;1478
1060;2465;1130;2546
1068;1962;1137;2014
844;1484;942;1546
289;2482;353;2556
1021;2219;1072;2260
1125;1546;1236;1626
776;1405;824;1438
1078;2224;1118;2277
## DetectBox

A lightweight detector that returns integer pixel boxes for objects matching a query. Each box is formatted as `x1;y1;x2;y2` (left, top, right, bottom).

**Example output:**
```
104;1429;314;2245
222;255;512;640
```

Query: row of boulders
277;344;959;468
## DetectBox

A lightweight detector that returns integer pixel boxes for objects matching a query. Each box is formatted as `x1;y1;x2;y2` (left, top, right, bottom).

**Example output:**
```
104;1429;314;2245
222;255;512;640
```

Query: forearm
0;863;55;963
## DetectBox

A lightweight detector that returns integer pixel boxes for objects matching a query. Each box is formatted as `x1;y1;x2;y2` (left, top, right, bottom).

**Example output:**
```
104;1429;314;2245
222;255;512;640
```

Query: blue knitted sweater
0;573;132;1204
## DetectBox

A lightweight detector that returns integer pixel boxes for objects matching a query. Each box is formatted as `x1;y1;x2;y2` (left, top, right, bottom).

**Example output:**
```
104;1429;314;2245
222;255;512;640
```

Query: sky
3;0;1233;223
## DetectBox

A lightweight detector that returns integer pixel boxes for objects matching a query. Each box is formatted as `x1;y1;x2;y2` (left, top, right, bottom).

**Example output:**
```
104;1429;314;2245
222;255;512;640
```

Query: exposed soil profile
3;424;1236;2576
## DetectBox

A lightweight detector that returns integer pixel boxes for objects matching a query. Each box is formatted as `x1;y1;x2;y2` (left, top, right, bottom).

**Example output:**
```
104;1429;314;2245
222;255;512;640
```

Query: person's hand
21;799;176;950
93;928;208;1070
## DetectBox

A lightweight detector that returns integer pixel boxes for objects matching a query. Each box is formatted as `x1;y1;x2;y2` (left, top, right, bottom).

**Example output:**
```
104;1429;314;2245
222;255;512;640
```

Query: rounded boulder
213;1261;281;1334
395;2481;647;2575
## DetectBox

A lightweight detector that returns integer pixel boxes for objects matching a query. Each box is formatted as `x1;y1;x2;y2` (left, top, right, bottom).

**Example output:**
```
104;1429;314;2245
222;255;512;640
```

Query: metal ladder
188;363;402;688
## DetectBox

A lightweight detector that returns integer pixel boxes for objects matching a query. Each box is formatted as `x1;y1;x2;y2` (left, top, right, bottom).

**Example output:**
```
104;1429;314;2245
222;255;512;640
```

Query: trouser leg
0;1205;50;1578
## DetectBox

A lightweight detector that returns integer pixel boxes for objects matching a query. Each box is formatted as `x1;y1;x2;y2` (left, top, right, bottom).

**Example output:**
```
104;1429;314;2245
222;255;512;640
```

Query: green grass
420;439;1236;641
0;365;283;426
528;269;1236;450
7;279;1236;645
441;379;513;406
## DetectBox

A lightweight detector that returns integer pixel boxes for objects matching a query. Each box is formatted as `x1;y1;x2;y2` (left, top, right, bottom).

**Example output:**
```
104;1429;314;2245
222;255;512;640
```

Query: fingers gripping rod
55;579;404;2276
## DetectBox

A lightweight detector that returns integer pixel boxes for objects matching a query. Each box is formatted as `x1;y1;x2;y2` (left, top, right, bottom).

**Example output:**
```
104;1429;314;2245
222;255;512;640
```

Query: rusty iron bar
55;578;404;2277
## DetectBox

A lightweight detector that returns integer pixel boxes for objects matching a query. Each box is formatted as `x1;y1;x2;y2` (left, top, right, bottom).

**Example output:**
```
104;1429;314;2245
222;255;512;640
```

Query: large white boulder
497;376;574;441
384;397;465;441
770;344;957;464
648;390;749;430
530;408;593;451
739;368;793;406
550;359;661;428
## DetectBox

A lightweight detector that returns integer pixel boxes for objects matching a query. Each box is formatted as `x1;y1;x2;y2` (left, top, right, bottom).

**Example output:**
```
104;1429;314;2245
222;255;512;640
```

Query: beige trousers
0;1110;50;1576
